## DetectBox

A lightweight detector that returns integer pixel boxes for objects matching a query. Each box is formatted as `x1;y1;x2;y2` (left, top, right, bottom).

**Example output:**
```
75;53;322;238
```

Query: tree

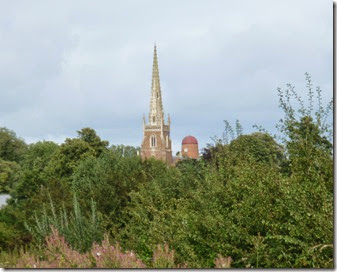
48;138;96;178
71;149;145;235
0;128;27;163
77;128;109;157
11;141;59;201
274;73;333;267
0;159;21;193
228;132;285;168
277;73;333;183
201;120;244;164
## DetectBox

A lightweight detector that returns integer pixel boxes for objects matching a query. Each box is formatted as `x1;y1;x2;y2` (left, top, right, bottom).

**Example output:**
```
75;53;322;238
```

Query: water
0;194;10;208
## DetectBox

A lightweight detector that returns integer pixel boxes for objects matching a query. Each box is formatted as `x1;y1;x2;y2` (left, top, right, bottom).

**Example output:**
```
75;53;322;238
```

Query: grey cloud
0;0;332;153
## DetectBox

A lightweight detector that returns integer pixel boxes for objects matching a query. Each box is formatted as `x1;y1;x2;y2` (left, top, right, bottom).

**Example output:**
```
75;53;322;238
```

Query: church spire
149;44;164;125
141;45;172;164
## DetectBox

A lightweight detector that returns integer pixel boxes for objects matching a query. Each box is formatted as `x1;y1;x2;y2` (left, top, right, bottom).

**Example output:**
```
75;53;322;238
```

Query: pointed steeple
149;44;164;125
141;45;172;165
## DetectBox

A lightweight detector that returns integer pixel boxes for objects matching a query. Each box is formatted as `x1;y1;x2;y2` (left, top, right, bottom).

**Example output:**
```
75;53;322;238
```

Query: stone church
141;46;198;164
141;45;173;164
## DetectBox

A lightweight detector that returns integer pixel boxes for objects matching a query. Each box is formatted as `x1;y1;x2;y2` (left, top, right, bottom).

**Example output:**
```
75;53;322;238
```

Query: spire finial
154;42;157;57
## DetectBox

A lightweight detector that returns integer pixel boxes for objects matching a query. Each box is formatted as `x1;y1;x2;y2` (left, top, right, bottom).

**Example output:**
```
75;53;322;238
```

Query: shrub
214;254;233;268
25;194;103;252
16;227;90;268
90;234;145;268
16;227;145;268
152;244;175;268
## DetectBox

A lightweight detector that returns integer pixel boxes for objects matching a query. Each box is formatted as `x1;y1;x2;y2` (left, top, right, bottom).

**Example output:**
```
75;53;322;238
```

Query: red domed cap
182;135;198;145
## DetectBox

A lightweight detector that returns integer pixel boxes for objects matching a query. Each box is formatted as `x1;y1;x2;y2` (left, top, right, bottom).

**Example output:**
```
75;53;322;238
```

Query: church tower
141;45;172;164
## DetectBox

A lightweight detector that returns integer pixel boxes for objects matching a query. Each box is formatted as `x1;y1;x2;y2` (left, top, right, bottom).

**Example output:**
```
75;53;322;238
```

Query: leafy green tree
48;138;96;178
228;132;285;168
0;221;21;251
202;120;285;169
201;120;244;164
201;143;222;163
277;74;333;188
71;148;146;234
12;141;59;201
0;128;27;163
0;129;108;254
118;159;207;266
0;203;30;252
21;141;59;170
272;73;333;267
77;128;109;157
47;128;109;179
0;159;21;193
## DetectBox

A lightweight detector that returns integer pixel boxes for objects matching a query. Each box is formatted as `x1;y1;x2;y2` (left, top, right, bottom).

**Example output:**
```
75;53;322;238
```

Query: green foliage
201;120;245;163
11;141;58;201
48;138;96;178
202;122;285;170
71;148;145;232
152;244;175;268
118;159;206;266
0;203;31;252
0;159;21;193
0;250;18;268
0;127;27;163
0;221;21;250
228;132;285;167
277;73;332;177
77;128;109;157
47;128;109;179
0;128;26;193
21;141;59;170
0;128;108;257
116;74;332;268
26;194;103;253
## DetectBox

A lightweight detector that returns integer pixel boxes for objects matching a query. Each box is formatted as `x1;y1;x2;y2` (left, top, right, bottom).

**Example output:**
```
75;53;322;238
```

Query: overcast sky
0;0;332;153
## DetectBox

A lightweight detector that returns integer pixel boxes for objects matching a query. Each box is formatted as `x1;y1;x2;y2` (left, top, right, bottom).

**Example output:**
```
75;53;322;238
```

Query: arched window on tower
152;116;156;123
150;134;156;147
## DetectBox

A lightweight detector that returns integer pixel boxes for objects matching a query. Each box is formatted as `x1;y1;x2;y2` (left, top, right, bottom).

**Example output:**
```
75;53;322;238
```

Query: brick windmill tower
141;45;172;164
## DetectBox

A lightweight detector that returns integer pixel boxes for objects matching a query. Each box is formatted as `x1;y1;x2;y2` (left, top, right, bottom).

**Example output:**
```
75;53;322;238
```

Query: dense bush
0;128;27;163
0;159;21;193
